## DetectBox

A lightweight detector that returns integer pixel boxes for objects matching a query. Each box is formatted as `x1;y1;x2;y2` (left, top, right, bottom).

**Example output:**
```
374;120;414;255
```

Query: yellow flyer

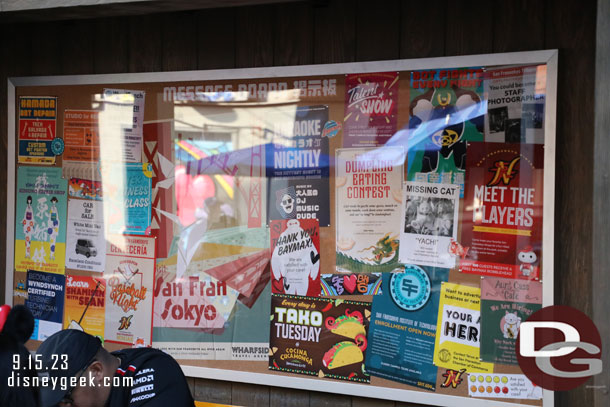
433;282;494;373
63;275;106;339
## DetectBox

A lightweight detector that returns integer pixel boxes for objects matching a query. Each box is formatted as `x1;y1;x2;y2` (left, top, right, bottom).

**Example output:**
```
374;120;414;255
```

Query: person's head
26;196;33;205
36;330;119;407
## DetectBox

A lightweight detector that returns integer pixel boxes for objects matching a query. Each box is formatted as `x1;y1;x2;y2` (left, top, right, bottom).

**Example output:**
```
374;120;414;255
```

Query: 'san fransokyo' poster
270;219;321;297
335;147;404;273
343;72;399;147
269;294;371;383
399;181;460;269
460;142;544;280
480;277;542;365
366;266;449;391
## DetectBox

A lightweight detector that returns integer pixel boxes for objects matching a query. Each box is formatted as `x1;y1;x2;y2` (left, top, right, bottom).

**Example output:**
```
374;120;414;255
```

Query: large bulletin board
6;50;557;407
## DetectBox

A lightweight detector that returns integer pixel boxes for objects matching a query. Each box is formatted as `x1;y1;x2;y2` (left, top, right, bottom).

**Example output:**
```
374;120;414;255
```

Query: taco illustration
322;334;367;370
325;309;365;340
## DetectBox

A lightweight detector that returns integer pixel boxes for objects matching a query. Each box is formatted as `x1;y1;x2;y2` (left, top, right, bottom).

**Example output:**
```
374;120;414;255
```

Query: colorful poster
104;235;156;346
18;96;58;164
270;219;320;296
25;270;65;341
63;110;100;161
102;163;153;235
433;282;493;373
399;181;460;268
485;65;546;144
102;88;145;162
153;273;240;329
366;266;449;391
460;142;544;279
468;373;542;400
68;178;103;200
269;294;371;383
15;166;67;274
343;72;399;147
407;68;486;196
480;277;542;365
65;199;106;272
63;275;106;339
267;178;330;227
335;147;404;273
320;273;382;296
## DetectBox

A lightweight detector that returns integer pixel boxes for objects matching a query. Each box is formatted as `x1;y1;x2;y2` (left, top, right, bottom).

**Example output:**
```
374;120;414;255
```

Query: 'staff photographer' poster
460;142;544;280
269;294;370;383
480;277;542;365
399;181;460;268
366;266;449;391
104;235;156;347
335;147;404;273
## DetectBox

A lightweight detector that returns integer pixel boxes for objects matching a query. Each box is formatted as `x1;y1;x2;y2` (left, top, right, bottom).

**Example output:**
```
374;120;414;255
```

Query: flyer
460;142;544;279
399;181;460;268
63;275;106;339
15;166;68;274
270;219;320;296
468;373;542;400
335;147;404;273
320;273;382;296
68;178;103;200
343;72;399;147
480;277;542;365
267;178;330;227
65;199;106;272
269;294;371;383
63;110;100;161
407;68;485;196
25;269;65;341
485;65;546;144
18;96;58;165
366;266;449;391
433;282;493;373
102;88;146;162
104;235;156;346
102;163;153;235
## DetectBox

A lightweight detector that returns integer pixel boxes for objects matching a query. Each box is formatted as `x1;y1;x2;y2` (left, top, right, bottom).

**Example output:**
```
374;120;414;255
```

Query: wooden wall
0;1;600;406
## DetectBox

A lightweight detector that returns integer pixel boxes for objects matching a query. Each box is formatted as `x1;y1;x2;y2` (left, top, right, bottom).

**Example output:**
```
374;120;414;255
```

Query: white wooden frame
6;49;558;407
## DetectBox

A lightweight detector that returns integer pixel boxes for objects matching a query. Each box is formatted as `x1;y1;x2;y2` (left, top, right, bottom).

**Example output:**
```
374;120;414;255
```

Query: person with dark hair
0;305;40;407
36;329;195;407
47;196;60;261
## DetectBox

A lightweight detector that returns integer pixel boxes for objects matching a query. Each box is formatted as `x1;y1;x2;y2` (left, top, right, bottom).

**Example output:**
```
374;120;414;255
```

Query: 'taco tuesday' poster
335;147;404;273
480;277;542;365
15;166;67;274
460;142;544;280
269;294;371;383
433;282;494;373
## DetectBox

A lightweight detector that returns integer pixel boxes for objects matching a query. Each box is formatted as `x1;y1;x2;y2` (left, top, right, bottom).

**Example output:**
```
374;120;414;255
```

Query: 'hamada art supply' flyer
104;235;156;346
335;147;404;273
269;294;371;383
433;282;494;373
15;166;67;274
366;266;449;391
399;181;460;269
460;142;544;280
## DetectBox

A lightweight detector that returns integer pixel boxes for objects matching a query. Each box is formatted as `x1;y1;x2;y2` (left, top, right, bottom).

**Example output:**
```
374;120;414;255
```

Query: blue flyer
365;265;449;391
25;269;65;341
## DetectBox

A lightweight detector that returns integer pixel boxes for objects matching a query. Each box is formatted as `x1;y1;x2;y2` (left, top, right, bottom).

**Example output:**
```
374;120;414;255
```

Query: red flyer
270;219;321;296
459;142;544;279
343;72;399;147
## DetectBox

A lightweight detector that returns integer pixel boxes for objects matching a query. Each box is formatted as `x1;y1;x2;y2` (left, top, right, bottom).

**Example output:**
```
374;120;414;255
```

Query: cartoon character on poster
22;195;35;258
270;219;320;296
47;196;60;260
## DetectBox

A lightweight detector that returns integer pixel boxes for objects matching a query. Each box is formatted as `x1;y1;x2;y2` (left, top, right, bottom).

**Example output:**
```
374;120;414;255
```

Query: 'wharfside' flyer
104;235;156;346
269;294;370;383
399;181;460;269
270;219;321;297
343;72;399;147
480;277;542;365
335;147;404;273
460;142;544;280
